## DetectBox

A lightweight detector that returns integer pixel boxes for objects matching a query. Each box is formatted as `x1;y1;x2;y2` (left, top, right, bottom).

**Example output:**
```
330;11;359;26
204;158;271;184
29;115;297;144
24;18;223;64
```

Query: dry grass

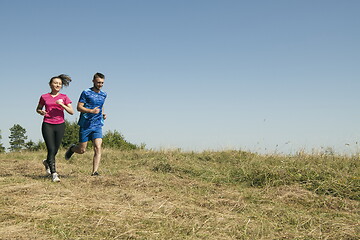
0;150;359;240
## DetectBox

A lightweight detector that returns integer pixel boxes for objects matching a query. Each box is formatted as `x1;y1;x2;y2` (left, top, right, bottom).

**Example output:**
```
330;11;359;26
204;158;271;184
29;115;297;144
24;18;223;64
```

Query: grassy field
0;149;359;240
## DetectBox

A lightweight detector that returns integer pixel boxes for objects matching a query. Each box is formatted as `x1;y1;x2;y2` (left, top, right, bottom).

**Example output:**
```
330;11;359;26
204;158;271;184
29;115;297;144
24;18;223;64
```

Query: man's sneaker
43;160;51;175
52;173;60;182
65;144;75;160
91;171;100;176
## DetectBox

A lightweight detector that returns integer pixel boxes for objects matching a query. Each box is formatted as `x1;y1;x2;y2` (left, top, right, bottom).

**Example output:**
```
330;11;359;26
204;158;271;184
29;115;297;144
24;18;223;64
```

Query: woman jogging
36;74;74;182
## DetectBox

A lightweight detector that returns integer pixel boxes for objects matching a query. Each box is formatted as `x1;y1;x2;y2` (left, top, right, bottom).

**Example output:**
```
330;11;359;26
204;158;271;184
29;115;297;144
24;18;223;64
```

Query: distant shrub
25;140;46;151
103;130;144;150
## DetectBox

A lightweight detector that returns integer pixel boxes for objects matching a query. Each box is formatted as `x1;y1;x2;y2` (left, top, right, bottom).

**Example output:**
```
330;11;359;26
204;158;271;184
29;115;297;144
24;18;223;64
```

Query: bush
25;140;46;151
103;130;143;150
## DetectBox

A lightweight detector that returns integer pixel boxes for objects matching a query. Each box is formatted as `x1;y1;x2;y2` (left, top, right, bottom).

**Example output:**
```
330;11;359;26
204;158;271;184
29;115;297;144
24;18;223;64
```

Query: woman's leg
53;123;65;158
42;122;57;174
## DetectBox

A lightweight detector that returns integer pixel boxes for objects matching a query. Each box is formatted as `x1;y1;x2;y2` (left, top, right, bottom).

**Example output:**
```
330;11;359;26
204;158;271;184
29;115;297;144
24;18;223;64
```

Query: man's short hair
93;72;105;80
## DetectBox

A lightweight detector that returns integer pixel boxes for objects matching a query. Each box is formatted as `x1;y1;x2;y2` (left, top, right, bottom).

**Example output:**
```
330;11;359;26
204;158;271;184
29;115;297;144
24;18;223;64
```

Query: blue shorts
79;127;103;143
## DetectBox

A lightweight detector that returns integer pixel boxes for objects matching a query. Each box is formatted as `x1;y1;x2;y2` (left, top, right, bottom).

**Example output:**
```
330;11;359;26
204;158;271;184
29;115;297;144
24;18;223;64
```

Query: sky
0;0;359;154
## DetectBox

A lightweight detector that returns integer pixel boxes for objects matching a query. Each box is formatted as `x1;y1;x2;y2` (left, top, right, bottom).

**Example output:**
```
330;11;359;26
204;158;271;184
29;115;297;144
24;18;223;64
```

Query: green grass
0;150;359;239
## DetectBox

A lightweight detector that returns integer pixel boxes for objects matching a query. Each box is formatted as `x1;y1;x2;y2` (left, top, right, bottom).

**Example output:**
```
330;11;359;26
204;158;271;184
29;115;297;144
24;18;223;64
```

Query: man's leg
92;138;102;174
72;142;88;154
65;127;90;160
65;141;88;160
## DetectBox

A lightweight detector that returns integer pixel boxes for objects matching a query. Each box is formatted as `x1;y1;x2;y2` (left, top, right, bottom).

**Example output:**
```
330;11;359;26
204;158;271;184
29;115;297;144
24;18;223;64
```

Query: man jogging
65;72;107;176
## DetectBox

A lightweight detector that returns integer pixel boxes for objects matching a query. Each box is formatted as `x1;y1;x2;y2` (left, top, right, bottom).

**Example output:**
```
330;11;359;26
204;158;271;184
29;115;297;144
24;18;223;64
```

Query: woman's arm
36;103;47;116
56;100;74;115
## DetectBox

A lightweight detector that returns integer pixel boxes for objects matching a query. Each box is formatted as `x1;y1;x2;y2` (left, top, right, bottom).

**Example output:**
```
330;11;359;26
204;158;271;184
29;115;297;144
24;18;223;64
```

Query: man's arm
77;102;100;114
102;106;106;120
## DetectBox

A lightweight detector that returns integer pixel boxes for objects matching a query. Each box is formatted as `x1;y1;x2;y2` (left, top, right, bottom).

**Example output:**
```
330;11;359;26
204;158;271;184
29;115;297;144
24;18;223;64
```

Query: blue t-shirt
77;88;107;129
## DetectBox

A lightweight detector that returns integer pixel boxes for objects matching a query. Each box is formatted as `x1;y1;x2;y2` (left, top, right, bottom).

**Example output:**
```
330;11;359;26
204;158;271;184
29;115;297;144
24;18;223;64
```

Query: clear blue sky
1;0;359;154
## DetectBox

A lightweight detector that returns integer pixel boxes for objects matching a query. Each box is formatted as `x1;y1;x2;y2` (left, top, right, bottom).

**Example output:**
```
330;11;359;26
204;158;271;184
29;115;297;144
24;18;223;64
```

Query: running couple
36;73;107;182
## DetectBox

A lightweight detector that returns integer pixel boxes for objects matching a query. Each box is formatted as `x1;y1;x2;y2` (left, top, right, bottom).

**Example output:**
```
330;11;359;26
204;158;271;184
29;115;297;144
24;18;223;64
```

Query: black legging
42;122;65;174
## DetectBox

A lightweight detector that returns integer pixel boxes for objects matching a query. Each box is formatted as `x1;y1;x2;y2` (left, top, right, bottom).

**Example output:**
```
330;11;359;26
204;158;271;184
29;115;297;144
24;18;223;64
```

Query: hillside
0;150;359;239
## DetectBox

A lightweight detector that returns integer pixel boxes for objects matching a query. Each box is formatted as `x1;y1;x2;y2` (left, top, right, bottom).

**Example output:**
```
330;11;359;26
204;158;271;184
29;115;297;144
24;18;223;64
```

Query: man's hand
91;107;100;114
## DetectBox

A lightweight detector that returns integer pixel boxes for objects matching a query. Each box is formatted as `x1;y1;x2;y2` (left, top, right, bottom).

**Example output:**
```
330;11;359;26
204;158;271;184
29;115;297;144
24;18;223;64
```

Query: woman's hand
38;110;47;116
56;99;64;105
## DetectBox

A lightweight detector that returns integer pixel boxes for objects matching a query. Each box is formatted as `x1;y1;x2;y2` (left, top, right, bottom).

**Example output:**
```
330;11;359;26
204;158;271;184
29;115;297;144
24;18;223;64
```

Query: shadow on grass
0;173;14;177
24;174;75;180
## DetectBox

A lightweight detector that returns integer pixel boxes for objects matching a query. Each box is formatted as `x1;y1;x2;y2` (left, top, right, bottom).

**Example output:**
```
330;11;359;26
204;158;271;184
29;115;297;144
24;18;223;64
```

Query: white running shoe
52;173;60;182
43;160;51;175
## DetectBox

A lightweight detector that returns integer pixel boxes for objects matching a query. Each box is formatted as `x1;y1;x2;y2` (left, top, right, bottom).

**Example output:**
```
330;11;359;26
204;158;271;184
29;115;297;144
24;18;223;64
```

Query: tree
9;124;28;152
0;130;5;153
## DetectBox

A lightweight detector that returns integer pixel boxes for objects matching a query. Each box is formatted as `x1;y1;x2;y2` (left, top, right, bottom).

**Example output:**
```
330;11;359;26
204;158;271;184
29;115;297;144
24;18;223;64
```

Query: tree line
0;120;144;153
